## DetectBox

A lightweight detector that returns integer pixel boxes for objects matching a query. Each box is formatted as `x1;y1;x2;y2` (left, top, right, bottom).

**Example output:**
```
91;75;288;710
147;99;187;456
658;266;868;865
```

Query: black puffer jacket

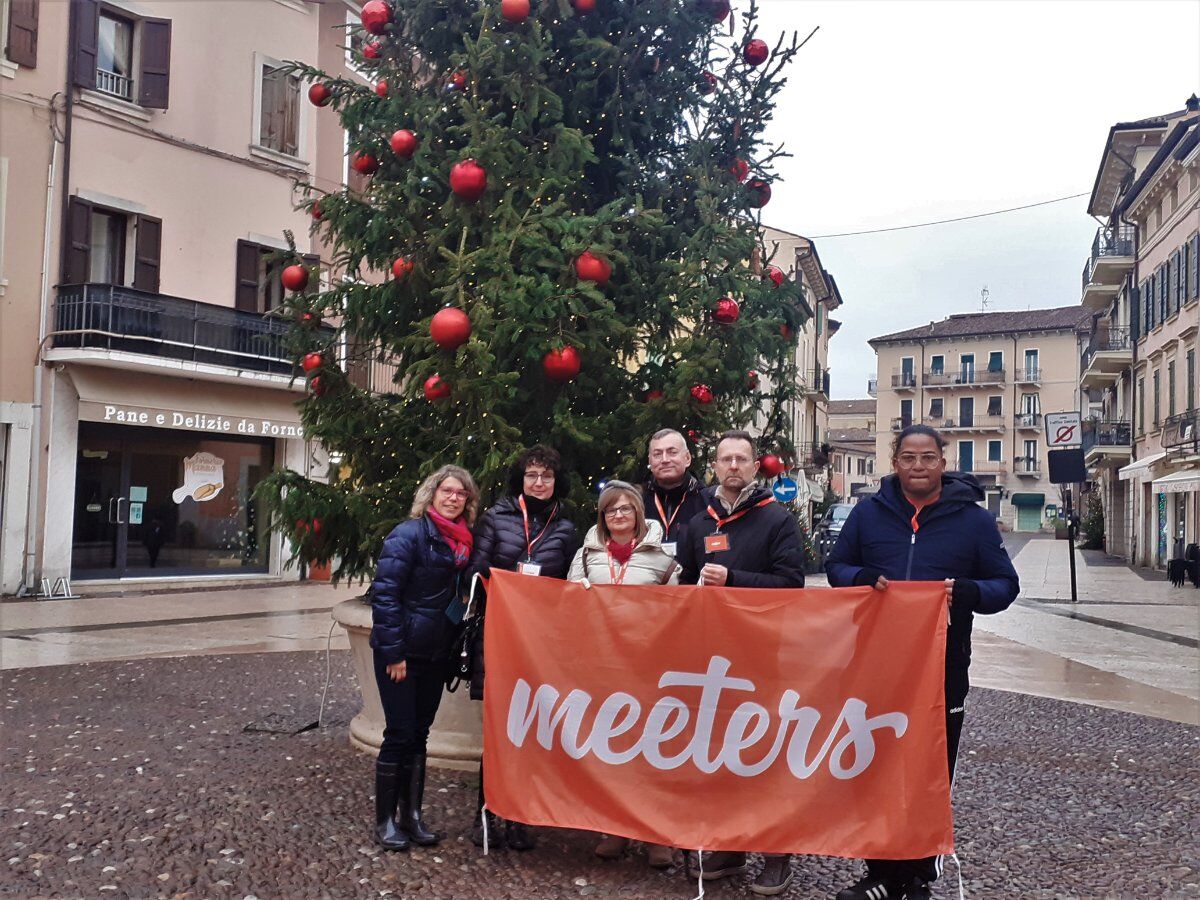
642;473;707;547
467;496;578;581
369;515;464;665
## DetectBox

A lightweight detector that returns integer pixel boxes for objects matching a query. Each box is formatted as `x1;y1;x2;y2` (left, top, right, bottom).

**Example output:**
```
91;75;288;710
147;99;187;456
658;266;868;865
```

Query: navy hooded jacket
825;471;1020;697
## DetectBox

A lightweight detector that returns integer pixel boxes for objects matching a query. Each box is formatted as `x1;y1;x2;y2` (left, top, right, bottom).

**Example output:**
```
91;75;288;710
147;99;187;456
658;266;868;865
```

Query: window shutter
1159;264;1167;322
1193;233;1200;300
235;240;261;312
63;196;93;284
137;18;171;109
70;0;98;90
1173;249;1182;311
132;215;162;292
1130;285;1140;342
6;0;39;68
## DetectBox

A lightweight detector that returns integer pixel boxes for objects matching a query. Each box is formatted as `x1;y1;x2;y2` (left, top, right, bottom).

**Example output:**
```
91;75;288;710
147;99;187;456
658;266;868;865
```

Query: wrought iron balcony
1081;224;1136;305
891;368;917;390
1014;368;1042;384
796;441;831;472
1014;412;1042;430
1082;419;1132;450
50;283;330;377
1161;411;1198;452
962;459;1006;474
890;417;914;432
1013;455;1041;476
924;367;1005;388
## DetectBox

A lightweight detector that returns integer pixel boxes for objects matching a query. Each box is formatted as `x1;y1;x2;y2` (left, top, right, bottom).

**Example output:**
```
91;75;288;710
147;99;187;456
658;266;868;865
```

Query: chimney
1187;94;1200;112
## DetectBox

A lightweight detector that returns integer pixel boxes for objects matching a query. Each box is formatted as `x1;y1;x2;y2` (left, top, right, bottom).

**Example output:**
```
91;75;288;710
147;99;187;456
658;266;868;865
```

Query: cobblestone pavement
3;651;1198;900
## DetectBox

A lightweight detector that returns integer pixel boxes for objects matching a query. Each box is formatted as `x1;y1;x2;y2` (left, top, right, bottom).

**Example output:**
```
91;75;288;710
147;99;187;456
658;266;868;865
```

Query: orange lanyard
606;552;630;585
654;486;694;537
706;497;774;532
518;496;557;559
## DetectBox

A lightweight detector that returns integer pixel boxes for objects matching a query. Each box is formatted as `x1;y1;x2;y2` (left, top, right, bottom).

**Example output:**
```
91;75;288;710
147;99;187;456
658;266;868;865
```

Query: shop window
4;0;39;68
71;1;171;108
257;59;301;157
64;196;161;291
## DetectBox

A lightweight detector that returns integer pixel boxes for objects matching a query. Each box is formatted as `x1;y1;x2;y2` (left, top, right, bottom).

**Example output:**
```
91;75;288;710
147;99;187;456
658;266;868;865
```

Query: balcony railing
890;417;913;432
810;367;831;399
961;459;1006;474
928;414;1006;431
867;378;878;397
1081;420;1132;453
96;68;134;100
1014;368;1041;384
924;367;1005;387
1161;411;1198;452
1081;325;1132;372
1014;412;1042;429
51;283;331;376
1081;224;1136;294
795;441;831;472
891;369;917;389
1013;455;1041;475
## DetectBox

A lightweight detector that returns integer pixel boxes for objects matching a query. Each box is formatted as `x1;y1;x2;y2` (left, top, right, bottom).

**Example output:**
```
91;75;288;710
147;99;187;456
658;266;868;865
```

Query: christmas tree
262;0;810;579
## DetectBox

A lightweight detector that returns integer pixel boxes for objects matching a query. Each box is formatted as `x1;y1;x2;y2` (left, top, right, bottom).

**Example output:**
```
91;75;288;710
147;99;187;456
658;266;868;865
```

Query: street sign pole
1045;412;1086;606
1063;486;1078;604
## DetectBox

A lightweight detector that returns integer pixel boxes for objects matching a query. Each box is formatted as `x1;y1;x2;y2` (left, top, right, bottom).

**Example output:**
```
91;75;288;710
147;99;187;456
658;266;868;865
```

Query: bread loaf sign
172;452;226;504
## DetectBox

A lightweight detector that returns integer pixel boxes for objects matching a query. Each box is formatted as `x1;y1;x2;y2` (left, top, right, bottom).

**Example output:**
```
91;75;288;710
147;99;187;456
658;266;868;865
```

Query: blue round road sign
772;477;798;502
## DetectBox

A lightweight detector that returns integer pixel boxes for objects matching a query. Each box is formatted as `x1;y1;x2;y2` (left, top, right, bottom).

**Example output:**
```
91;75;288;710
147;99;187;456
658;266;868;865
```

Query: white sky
749;0;1200;399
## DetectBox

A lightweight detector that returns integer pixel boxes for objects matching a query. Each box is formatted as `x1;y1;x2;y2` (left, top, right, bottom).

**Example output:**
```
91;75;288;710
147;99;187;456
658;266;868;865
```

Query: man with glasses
642;428;707;557
678;429;806;896
825;424;1019;900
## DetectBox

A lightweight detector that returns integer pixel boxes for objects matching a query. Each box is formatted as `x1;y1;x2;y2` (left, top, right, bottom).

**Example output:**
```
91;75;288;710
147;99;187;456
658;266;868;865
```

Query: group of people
366;424;1019;900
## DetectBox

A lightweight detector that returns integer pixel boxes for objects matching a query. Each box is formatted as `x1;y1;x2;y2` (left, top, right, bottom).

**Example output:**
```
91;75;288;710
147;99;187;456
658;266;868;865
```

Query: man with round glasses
825;424;1020;900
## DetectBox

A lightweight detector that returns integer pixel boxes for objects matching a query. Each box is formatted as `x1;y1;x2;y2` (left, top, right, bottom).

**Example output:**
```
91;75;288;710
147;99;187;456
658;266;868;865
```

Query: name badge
704;533;730;554
517;561;543;576
662;541;677;557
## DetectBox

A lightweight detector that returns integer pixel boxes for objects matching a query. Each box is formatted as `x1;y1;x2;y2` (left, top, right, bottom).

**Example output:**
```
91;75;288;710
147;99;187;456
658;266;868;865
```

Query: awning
1150;469;1200;495
1118;451;1168;481
1010;492;1045;507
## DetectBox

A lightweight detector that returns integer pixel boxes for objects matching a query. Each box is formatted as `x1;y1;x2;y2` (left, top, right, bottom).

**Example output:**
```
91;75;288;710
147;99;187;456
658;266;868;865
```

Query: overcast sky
749;0;1200;400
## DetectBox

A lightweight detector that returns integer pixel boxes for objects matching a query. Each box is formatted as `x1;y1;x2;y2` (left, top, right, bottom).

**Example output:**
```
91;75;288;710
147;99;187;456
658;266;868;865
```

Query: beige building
1083;96;1200;568
0;0;362;594
827;399;878;502
870;307;1091;531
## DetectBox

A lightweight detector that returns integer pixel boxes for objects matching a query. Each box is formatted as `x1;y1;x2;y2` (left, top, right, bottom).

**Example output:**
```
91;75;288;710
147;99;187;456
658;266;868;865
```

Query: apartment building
1082;96;1200;567
870;307;1091;531
827;398;878;502
0;0;361;593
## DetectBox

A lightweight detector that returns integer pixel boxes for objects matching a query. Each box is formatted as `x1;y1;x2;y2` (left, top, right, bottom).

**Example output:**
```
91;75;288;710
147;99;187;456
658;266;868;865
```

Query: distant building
870;306;1091;531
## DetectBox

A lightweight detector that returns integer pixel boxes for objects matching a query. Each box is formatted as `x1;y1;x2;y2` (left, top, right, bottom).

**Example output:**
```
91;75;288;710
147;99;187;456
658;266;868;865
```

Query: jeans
373;653;449;766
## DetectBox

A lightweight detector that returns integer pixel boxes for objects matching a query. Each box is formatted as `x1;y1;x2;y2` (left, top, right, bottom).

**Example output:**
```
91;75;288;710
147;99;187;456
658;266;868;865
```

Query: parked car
815;503;854;553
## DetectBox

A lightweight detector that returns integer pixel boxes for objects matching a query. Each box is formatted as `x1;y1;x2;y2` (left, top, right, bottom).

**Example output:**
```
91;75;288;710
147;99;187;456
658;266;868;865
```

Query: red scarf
427;510;473;568
606;539;635;565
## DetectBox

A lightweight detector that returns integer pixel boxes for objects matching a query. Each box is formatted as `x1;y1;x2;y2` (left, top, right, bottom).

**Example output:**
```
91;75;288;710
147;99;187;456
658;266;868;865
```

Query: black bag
446;573;486;695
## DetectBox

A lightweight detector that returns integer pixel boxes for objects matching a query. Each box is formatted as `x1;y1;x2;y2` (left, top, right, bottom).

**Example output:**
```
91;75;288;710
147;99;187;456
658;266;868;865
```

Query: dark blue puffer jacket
369;515;464;665
825;471;1020;699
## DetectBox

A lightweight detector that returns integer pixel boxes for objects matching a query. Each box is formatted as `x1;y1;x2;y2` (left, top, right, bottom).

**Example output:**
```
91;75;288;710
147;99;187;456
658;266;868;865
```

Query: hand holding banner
482;572;954;859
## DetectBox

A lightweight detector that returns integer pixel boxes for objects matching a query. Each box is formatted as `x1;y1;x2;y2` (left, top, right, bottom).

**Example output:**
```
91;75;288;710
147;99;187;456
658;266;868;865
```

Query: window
71;1;171;108
1173;249;1183;313
1187;350;1195;411
63;196;161;291
987;395;1002;416
929;354;944;374
1023;349;1039;380
1153;370;1161;430
1145;275;1155;330
857;457;866;475
929;398;943;418
959;353;975;384
258;61;301;157
1138;377;1145;434
957;441;974;472
866;458;874;474
4;0;39;68
899;398;913;428
987;350;1003;373
959;396;974;427
1168;361;1176;418
898;356;914;387
235;240;318;314
1023;439;1038;470
988;440;1002;462
1021;393;1040;415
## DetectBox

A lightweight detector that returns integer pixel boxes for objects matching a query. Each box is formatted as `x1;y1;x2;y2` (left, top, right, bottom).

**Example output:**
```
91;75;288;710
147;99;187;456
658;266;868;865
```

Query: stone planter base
332;598;482;771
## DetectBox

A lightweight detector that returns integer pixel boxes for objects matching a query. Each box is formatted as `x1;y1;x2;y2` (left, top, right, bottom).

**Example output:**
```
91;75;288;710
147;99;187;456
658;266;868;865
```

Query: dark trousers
866;698;966;885
373;654;448;766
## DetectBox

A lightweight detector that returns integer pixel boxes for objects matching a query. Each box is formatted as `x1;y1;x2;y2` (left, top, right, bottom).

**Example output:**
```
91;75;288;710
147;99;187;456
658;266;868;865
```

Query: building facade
0;0;361;594
870;307;1091;531
1083;96;1200;567
828;399;878;502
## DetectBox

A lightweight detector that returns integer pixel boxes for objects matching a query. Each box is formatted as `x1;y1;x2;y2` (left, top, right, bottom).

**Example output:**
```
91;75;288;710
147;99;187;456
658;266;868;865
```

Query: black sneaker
901;880;932;899
835;875;904;900
750;854;794;896
686;850;748;881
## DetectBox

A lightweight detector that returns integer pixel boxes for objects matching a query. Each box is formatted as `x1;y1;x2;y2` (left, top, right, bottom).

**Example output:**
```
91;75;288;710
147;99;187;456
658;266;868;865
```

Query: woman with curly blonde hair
369;464;479;851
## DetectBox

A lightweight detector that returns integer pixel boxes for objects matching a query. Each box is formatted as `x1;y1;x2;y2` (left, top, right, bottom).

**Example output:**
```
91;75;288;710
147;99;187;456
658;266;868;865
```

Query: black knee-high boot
374;761;410;851
399;752;440;846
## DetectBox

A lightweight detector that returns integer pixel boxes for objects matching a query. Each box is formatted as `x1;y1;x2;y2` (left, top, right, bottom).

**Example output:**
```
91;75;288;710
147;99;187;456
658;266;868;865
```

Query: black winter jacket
825;471;1020;703
369;515;465;665
677;485;806;588
467;496;578;581
642;473;707;548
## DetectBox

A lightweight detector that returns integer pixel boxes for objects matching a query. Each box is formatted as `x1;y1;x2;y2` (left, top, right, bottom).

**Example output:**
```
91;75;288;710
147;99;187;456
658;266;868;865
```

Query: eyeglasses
716;455;752;466
437;486;470;500
524;471;555;483
895;453;942;467
603;504;636;518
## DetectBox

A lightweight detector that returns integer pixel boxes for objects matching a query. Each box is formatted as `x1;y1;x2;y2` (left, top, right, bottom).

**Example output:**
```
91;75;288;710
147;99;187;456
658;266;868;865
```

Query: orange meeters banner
481;571;954;859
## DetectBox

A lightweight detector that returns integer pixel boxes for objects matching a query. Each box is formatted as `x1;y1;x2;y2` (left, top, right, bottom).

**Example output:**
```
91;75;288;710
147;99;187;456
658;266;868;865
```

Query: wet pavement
2;650;1198;900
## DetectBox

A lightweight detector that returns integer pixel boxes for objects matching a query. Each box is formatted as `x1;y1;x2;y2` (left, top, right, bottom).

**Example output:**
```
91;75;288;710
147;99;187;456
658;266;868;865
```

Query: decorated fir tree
262;0;810;578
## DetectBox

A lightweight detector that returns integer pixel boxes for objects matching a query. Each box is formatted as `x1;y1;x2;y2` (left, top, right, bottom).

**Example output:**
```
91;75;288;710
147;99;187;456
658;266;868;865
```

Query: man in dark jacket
642;428;707;556
825;424;1020;900
679;430;806;896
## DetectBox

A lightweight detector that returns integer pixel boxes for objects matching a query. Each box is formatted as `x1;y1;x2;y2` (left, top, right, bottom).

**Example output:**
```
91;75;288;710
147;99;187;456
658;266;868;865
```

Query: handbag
446;573;485;693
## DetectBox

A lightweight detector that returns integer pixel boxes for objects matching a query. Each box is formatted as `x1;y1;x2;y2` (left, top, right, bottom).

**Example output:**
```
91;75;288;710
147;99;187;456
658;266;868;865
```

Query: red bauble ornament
360;0;393;34
351;151;379;175
310;199;323;220
759;454;785;478
424;374;452;401
501;0;531;23
449;159;487;201
447;71;468;92
375;79;388;97
574;251;612;285
698;71;717;95
301;351;323;372
686;428;701;443
645;389;665;402
690;384;714;404
728;157;749;182
746;369;760;390
543;346;581;383
430;308;472;350
389;129;418;159
572;0;596;13
301;312;316;325
743;38;769;66
310;375;325;396
307;83;331;107
713;296;740;324
281;264;309;292
391;256;414;280
746;178;772;208
363;41;382;59
701;0;731;22
764;265;785;287
780;323;794;341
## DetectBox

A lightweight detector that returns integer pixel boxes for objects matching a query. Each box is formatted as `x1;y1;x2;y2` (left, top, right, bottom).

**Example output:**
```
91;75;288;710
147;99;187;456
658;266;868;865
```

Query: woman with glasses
466;444;579;851
370;464;480;852
567;480;678;868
